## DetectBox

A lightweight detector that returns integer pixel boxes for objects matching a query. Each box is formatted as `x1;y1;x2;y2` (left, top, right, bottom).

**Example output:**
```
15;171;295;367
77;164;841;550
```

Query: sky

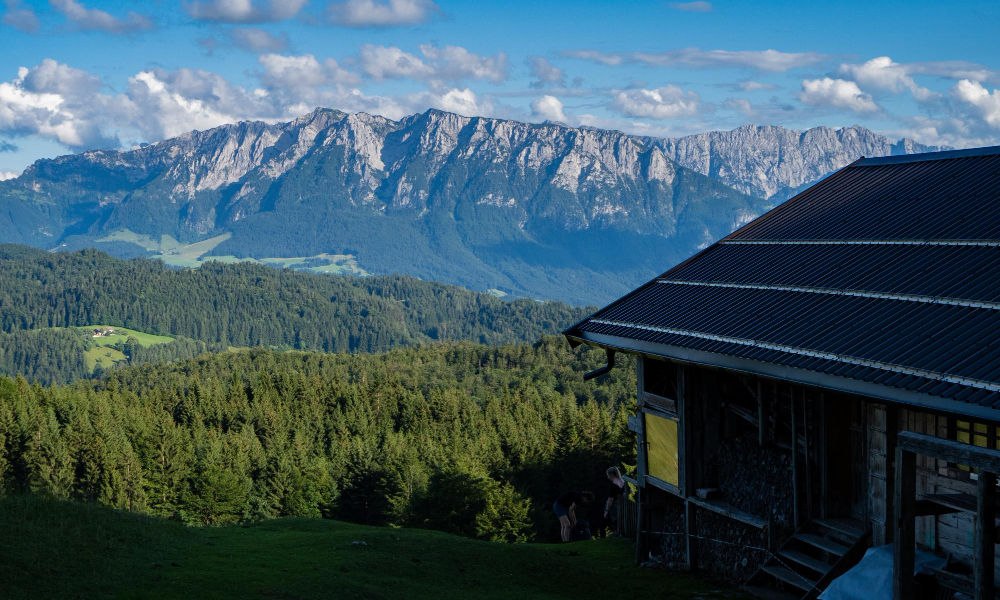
0;0;999;178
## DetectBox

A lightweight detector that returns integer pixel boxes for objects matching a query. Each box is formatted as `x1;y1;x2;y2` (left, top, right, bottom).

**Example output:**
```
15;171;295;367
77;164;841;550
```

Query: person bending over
600;466;627;536
553;491;594;542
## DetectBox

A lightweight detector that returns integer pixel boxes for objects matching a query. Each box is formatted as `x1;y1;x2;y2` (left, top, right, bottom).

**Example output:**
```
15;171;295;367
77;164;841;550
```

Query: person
600;466;627;537
553;490;594;542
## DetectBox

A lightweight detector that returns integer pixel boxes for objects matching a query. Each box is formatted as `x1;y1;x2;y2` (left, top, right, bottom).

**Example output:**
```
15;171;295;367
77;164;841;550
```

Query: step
779;549;833;575
814;517;864;542
762;564;816;592
740;584;801;600
794;532;849;557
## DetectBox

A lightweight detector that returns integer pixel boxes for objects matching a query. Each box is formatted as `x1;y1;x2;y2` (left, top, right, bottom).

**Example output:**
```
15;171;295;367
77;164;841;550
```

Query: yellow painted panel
645;412;679;487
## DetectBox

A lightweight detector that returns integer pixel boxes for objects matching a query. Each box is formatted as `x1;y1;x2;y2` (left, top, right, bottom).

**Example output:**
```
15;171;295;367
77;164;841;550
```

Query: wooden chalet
564;146;1000;600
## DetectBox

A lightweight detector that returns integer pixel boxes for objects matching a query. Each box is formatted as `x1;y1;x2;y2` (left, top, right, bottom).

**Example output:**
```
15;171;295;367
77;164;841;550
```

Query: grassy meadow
0;496;745;600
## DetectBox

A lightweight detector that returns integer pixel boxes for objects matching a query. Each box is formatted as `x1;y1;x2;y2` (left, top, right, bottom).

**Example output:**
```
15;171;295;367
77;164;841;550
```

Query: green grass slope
77;325;174;347
0;496;743;600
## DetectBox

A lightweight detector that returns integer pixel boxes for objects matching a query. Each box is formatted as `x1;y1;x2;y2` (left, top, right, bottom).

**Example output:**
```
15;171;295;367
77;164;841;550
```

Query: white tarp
818;543;946;600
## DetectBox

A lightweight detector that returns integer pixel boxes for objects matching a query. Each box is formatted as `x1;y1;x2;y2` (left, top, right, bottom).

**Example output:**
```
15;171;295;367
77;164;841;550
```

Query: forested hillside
0;244;591;383
0;338;633;542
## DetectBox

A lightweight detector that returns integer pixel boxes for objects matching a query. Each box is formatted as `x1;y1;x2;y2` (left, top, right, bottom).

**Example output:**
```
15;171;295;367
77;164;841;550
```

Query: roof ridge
857;145;1000;166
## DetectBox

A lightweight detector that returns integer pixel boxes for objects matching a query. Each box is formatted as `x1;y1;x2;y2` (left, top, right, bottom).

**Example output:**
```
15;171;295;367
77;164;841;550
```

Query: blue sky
1;0;998;177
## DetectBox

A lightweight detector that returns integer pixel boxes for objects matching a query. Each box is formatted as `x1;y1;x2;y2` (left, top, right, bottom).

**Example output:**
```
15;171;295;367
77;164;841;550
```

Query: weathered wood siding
897;407;1000;583
868;403;892;545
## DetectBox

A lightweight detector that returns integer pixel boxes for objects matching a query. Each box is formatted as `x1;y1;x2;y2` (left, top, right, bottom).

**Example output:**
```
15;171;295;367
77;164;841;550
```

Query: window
644;411;679;488
643;359;678;400
955;419;998;475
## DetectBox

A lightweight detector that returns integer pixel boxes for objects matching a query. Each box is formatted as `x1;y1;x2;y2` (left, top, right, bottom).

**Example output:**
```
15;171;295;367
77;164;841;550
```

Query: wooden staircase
743;517;871;600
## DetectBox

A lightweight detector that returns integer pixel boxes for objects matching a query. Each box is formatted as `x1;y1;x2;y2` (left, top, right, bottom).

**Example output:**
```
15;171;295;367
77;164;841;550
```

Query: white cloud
724;97;755;117
559;49;623;66
0;170;18;180
666;1;713;12
183;0;307;23
906;61;1000;85
563;47;826;73
326;0;439;27
798;78;880;113
887;114;998;149
418;44;508;83
357;45;434;80
230;27;289;53
611;85;703;119
737;79;778;91
527;57;565;88
3;0;39;32
953;80;1000;129
838;57;936;101
257;53;360;88
0;56;512;152
355;44;508;84
0;60;122;147
125;68;273;139
402;87;488;117
531;95;567;123
50;0;153;34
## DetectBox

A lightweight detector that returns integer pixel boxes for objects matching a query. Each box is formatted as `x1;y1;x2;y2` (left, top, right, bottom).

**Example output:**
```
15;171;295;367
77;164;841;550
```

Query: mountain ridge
650;123;942;200
0;109;936;304
0;108;762;304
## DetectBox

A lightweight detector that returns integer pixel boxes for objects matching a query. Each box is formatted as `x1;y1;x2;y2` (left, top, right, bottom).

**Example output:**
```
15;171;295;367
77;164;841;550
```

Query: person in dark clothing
553;491;594;542
599;466;627;537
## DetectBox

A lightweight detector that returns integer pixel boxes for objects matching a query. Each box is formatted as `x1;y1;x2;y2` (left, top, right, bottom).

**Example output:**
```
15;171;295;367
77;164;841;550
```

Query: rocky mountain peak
651;123;942;200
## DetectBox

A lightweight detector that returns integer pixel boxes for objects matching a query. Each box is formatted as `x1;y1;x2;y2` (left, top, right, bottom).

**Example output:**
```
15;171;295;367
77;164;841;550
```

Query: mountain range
652;124;940;200
0;109;937;305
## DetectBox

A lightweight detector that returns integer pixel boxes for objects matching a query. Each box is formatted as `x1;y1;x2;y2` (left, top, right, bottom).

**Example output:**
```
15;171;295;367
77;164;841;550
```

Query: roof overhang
568;330;1000;422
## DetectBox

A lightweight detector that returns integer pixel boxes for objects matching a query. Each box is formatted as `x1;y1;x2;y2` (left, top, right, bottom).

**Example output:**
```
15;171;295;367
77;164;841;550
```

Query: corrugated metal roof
565;146;1000;413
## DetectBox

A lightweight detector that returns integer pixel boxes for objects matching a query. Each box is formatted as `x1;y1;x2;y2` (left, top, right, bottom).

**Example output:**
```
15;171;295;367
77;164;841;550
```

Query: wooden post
791;386;800;528
767;512;778;553
886;407;897;545
819;392;828;520
635;485;645;565
757;380;765;447
975;471;996;600
893;446;915;600
634;357;646;566
679;365;692;497
686;499;698;570
804;390;813;521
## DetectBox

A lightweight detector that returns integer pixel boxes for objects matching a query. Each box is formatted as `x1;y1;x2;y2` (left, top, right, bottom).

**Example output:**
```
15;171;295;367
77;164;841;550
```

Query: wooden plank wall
869;403;891;545
897;408;1000;583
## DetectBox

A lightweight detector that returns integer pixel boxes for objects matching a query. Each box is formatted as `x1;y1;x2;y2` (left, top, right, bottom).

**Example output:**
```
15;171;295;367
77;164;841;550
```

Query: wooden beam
898;430;1000;473
679;364;692;497
893;446;916;600
976;471;996;600
791;386;800;528
643;392;677;414
686;495;767;529
636;358;647;488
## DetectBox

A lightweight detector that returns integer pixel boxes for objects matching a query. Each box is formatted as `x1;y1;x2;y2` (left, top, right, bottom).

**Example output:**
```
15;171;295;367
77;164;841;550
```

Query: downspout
583;349;616;380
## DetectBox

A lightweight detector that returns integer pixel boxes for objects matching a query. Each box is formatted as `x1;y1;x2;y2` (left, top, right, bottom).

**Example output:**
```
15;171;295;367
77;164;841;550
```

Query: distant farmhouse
566;146;1000;600
92;327;116;338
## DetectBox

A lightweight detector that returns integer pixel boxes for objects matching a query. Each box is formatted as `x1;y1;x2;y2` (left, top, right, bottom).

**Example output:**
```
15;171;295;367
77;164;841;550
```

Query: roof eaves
572;330;1000;421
